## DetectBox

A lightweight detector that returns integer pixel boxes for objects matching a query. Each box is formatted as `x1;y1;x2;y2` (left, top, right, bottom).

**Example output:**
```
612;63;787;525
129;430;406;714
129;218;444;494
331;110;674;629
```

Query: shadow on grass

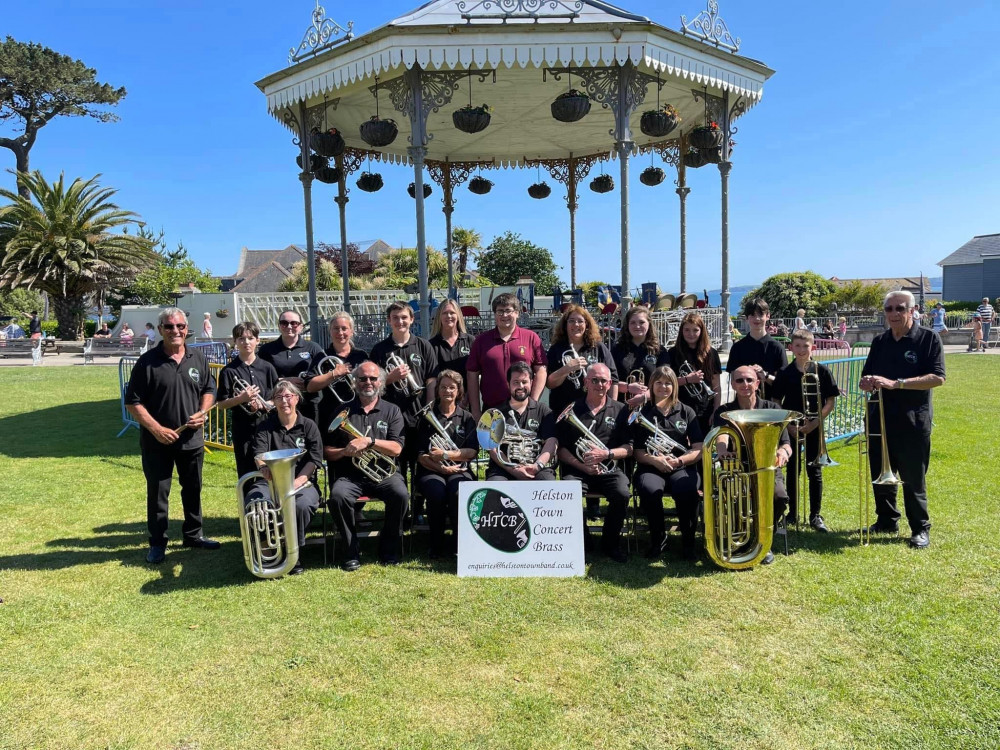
0;399;135;459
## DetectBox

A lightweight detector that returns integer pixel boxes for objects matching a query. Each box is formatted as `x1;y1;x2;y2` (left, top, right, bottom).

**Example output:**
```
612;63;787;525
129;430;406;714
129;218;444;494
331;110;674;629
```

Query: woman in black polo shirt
428;299;475;404
546;304;618;416
612;305;669;408
667;312;722;435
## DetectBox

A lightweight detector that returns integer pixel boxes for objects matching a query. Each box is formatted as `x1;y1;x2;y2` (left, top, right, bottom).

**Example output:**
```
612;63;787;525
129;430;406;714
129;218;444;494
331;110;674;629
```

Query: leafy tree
0;170;155;338
0;37;126;198
475;231;563;294
452;226;482;282
0;286;43;321
739;271;837;319
316;241;376;277
279;258;342;293
822;280;889;314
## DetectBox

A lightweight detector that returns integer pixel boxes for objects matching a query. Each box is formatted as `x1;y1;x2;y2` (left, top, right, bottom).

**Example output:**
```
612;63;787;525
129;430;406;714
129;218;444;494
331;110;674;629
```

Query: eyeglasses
274;394;298;401
496;308;517;315
278;320;301;327
733;377;755;384
161;323;187;331
883;305;908;313
356;375;379;382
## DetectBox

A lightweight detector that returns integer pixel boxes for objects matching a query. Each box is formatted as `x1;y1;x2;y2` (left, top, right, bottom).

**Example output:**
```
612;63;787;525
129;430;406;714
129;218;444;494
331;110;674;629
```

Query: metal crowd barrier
117;357;140;437
820;356;867;444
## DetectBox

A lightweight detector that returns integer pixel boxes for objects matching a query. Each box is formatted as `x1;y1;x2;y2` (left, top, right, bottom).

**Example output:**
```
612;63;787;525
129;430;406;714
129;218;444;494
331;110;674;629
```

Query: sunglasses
883;305;908;313
161;323;187;331
356;375;379;382
733;377;756;384
278;320;301;327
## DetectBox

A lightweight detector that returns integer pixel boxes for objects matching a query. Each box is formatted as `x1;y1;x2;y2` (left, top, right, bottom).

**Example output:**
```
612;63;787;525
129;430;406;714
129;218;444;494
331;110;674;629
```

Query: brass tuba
477;408;543;467
315;355;355;404
328;409;398;483
236;448;305;579
556;403;617;474
702;409;801;569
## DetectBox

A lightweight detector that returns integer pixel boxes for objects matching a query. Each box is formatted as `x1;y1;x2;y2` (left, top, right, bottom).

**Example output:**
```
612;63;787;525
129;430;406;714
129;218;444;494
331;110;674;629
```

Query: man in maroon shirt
467;293;547;421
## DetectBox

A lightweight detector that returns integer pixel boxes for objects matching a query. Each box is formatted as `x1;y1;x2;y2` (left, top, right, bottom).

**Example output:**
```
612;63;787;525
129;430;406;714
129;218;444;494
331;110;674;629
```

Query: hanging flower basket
550;90;591;123
453;104;492;134
356;172;384;192
639;166;666;186
296;153;327;172
216;308;230;319
590;174;614;194
683;149;708;169
309;128;345;157
703;147;723;165
314;166;342;184
360;116;398;148
408;182;432;199
640;104;681;138
528;182;551;199
690;123;724;150
468;176;493;195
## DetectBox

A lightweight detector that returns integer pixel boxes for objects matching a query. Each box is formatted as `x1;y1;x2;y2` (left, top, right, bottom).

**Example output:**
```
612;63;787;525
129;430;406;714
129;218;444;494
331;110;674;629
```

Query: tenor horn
315;354;355;404
236;448;304;579
556;403;617;475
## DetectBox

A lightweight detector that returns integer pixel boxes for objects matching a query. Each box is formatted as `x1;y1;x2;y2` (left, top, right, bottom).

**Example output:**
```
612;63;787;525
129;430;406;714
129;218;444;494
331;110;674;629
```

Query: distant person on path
911;306;924;327
930;303;947;334
976;297;994;344
794;309;806;332
838;317;847;338
202;312;213;339
822;320;835;338
970;315;986;352
28;311;41;341
807;320;819;333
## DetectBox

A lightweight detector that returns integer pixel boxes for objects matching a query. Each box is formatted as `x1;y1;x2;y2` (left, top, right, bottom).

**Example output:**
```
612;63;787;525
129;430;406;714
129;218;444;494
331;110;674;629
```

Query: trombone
793;360;837;527
858;387;902;546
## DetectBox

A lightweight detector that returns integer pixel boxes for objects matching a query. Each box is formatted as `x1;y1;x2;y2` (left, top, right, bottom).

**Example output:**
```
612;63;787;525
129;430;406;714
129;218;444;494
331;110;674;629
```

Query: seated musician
324;361;409;571
484;362;557;482
712;365;793;565
556;363;633;563
246;380;323;576
631;366;704;561
415;370;479;559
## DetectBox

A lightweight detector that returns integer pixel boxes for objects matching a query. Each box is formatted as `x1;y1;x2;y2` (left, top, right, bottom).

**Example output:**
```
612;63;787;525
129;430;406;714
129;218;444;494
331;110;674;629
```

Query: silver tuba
417;402;467;469
315;354;355;404
477;408;543;467
236;448;305;579
627;409;689;457
232;375;274;416
556;403;617;474
385;352;425;397
328;409;398;483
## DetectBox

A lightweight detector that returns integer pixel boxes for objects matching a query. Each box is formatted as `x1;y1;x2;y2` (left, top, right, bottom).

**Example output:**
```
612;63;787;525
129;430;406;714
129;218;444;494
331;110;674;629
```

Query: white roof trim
389;0;649;27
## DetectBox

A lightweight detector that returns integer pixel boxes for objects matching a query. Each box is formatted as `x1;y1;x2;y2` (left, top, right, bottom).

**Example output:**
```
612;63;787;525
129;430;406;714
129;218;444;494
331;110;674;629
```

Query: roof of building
937;234;1000;267
364;239;394;260
230;261;296;293
829;276;932;292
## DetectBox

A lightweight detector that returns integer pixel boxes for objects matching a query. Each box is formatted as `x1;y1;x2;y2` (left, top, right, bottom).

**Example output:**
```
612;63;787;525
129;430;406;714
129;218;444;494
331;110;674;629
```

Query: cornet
556;403;617;474
232;376;274;415
385;352;424;397
315;354;355;404
417;402;467;470
328;409;398;483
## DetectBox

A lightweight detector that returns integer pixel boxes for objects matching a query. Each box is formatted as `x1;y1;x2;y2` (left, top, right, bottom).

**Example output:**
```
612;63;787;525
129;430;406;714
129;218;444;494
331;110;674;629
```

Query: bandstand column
719;90;733;352
567;158;578;291
296;101;319;332
442;163;455;300
334;153;351;312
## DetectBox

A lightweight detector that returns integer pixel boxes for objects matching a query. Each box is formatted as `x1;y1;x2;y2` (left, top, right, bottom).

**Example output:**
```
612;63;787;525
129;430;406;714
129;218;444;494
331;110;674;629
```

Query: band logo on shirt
904;350;917;364
519;346;526;356
410;353;423;366
675;419;688;433
527;418;540;430
295;437;305;449
604;416;616;427
644;354;657;366
376;420;389;437
460;345;471;356
188;367;201;384
299;352;311;360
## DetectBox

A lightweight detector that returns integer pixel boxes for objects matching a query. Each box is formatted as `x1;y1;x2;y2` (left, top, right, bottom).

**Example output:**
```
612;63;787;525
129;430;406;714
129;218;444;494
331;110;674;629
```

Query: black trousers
635;467;700;547
141;445;204;547
868;425;931;533
245;479;320;548
330;473;409;562
484;467;557;481
417;471;473;554
562;469;631;554
786;431;823;519
233;432;257;481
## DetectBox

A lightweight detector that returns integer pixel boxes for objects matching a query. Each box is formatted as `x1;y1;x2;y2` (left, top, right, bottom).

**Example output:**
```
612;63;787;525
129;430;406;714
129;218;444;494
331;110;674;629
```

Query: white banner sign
458;480;585;578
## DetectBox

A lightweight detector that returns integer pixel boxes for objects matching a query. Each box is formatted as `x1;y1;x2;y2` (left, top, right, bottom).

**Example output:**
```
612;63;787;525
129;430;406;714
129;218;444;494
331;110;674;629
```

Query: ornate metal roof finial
681;0;741;54
289;0;355;64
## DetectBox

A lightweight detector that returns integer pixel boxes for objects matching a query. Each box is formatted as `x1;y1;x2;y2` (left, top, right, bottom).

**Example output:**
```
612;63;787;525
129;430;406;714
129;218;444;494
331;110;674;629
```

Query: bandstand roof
255;0;775;166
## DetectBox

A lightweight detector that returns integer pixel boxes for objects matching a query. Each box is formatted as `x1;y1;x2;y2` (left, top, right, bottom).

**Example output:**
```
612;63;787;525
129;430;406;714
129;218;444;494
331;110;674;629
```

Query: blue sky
3;0;998;295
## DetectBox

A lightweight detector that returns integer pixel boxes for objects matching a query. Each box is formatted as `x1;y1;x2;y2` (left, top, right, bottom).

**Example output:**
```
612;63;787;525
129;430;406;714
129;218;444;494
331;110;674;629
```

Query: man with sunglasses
713;365;793;565
125;308;219;564
259;310;324;424
556;363;633;563
859;290;945;549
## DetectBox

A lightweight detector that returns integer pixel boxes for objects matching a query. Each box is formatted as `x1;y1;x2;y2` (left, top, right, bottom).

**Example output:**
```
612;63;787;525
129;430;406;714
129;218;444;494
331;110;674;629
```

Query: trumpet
477;408;544;467
385;352;424;397
315;354;355;404
232;375;274;416
328;409;398;483
627;410;689;458
562;344;586;389
858;388;902;546
556;403;617;474
236;448;304;578
678;360;716;405
417;402;467;469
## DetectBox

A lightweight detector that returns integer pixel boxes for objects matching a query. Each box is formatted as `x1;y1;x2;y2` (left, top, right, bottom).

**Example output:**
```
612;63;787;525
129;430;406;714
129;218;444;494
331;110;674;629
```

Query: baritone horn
328;409;397;483
236;448;305;578
417;402;467;469
315;355;355;404
702;409;801;569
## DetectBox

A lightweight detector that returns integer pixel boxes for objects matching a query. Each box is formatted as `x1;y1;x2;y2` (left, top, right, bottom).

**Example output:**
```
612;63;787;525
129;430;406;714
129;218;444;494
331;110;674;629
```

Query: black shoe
810;515;830;533
908;530;930;549
760;551;775;565
182;536;221;550
380;556;400;566
605;548;628;564
288;562;305;576
869;520;899;534
146;545;166;564
775;517;787;536
341;558;361;572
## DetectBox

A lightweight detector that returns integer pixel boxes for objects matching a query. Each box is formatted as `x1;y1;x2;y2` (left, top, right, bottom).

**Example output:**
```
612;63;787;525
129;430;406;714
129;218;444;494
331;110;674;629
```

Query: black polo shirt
668;344;722;416
306;347;369;434
612;341;670;389
368;335;438;428
28;316;41;335
251;412;323;482
429;332;475;381
486;398;556;474
771;360;839;415
414;404;478;477
861;324;945;431
546;341;619;416
556;397;632;469
324;397;405;482
217;356;279;441
631;401;704;456
258;336;326;380
726;334;788;376
713;398;791;450
125;343;215;451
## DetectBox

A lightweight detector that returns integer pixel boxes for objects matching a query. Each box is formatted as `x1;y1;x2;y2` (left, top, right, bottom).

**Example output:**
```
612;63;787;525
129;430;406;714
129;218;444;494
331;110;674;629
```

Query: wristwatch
896;379;906;390
535;461;545;471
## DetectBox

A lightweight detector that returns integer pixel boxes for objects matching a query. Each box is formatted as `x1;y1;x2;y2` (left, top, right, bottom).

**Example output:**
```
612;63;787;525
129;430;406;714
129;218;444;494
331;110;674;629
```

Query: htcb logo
467;488;530;552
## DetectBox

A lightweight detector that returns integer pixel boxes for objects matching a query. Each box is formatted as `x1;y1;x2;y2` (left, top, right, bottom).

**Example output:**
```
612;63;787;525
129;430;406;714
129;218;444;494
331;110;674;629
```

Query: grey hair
273;380;303;401
353;361;387;397
584;362;611;380
884;290;916;308
158;307;188;326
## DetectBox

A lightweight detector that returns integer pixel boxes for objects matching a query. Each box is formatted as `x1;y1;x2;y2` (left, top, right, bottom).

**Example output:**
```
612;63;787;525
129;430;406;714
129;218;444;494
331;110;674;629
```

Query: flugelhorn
328;409;398;483
417;402;467;469
236;448;305;578
232;375;274;416
678;360;716;405
627;409;688;457
385;352;424;397
477;408;544;467
315;354;355;404
556;403;617;474
562;343;585;389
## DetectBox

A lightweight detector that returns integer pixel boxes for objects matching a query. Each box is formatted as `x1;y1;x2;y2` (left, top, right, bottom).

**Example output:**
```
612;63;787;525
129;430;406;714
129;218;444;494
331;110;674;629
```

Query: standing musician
258;309;325;424
324;362;409;570
305;311;369;431
556;363;634;563
124;308;219;564
713;365;793;565
668;311;722;435
428;299;476;403
484;362;558;482
612;305;670;409
415;370;479;559
631;366;704;560
772;329;839;532
547;304;619;417
725;298;788;400
859;290;945;549
246;381;323;576
216;321;279;479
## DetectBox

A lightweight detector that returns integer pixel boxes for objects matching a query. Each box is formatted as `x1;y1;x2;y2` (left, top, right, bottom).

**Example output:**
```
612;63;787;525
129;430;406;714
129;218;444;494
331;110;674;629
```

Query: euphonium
417;402;467;469
232;375;274;416
627;409;688;457
328;409;397;483
702;409;801;569
236;448;305;578
477;408;543;467
385;352;424;397
556;403;617;474
315;354;355;404
562;344;585;389
800;360;837;468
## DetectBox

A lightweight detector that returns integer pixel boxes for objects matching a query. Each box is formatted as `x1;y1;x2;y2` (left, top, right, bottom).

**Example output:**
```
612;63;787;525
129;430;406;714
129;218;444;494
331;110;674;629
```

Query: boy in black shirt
726;297;787;400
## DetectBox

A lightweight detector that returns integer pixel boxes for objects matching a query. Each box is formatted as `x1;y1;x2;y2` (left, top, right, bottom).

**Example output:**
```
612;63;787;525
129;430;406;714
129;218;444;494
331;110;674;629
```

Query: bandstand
254;0;774;349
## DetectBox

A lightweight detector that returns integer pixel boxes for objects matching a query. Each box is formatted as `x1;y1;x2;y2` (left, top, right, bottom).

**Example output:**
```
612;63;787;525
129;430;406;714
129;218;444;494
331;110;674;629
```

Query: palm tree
0;170;155;338
452;226;481;283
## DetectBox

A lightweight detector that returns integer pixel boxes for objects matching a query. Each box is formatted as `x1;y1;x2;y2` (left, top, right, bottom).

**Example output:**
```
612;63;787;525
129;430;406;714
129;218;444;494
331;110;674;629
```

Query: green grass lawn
1;356;998;750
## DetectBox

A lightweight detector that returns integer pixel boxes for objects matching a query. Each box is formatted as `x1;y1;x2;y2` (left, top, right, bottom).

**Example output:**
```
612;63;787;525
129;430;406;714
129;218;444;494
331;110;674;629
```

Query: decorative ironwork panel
281;108;302;147
458;0;583;22
681;0;741;54
546;65;662;140
523;153;606;186
379;71;469;145
426;160;496;188
305;98;341;132
638;140;681;167
341;147;367;176
289;1;355;63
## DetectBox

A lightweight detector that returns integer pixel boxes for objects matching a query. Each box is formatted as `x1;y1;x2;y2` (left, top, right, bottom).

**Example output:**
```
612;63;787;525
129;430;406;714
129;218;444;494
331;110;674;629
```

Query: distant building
937;234;1000;301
